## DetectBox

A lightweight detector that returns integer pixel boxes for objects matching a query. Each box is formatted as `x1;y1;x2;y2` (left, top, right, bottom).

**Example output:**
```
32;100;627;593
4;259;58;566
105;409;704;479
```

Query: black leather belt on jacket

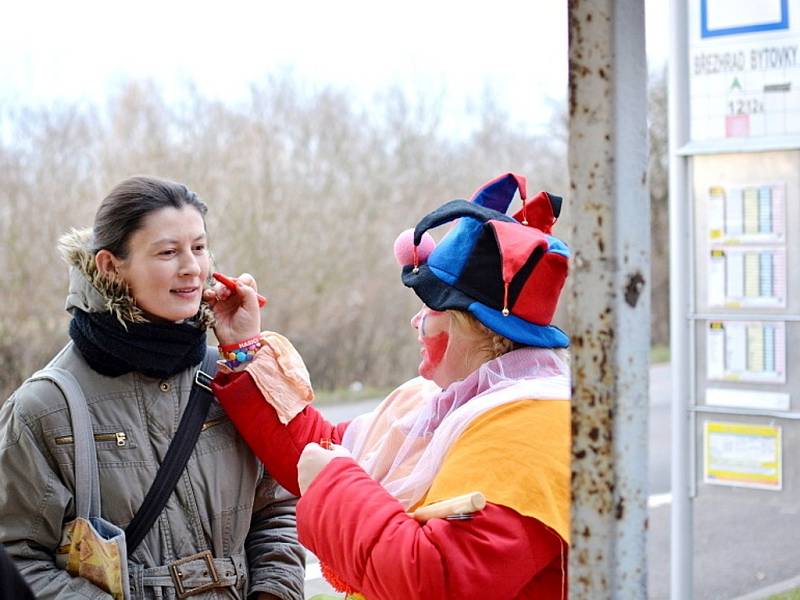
128;551;248;599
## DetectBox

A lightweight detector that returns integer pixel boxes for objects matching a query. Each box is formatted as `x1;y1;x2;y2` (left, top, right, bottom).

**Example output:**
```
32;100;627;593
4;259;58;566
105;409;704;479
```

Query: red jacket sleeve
212;371;348;496
298;458;565;600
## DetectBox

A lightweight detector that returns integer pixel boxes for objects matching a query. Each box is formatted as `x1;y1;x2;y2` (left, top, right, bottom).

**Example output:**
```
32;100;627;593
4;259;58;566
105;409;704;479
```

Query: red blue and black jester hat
395;173;569;348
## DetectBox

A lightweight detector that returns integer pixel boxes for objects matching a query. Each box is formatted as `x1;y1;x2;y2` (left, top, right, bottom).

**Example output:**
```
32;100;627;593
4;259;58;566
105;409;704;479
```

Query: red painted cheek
419;331;449;378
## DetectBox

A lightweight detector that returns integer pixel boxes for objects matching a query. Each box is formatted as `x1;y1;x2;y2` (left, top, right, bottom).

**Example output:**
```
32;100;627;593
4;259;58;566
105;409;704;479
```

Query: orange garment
419;398;571;543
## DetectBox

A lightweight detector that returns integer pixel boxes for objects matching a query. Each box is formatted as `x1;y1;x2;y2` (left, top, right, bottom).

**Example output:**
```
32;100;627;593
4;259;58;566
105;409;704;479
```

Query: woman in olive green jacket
0;177;305;600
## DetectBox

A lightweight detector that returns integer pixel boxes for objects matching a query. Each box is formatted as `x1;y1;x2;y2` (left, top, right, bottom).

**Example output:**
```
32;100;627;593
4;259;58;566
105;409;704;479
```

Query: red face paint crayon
212;272;267;307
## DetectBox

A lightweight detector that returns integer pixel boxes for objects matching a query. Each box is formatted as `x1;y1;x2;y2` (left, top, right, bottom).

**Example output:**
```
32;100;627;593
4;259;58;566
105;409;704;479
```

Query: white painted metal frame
669;0;693;598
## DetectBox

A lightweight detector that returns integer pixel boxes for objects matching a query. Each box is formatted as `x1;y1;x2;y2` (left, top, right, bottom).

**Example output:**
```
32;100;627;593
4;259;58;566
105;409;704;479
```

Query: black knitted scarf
69;309;207;379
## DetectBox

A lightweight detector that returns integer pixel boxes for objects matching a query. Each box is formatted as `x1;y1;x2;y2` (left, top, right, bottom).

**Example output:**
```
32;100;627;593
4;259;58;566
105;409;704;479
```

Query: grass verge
769;590;800;600
650;344;670;365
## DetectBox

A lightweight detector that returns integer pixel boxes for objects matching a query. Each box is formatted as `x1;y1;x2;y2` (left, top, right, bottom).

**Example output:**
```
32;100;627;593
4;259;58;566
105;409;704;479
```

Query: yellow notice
704;421;782;490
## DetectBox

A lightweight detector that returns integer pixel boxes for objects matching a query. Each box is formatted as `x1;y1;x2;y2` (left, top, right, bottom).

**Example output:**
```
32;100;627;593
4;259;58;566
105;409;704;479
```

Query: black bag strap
125;347;218;556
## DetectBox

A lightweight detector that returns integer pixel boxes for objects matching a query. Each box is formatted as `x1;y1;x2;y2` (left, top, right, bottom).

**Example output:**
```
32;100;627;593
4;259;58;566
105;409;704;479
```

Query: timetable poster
707;320;786;383
704;421;782;491
707;247;786;308
707;183;786;244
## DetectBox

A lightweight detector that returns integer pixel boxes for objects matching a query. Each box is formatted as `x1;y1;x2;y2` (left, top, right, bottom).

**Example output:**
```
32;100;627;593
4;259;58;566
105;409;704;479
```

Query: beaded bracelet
219;335;263;369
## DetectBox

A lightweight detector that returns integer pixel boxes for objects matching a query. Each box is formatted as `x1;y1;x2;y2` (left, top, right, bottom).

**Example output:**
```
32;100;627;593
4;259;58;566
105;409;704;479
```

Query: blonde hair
448;310;517;364
446;310;570;373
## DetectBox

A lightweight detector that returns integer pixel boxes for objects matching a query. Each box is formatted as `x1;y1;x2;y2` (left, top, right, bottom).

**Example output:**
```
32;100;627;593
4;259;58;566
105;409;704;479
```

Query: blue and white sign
690;0;800;141
701;0;789;38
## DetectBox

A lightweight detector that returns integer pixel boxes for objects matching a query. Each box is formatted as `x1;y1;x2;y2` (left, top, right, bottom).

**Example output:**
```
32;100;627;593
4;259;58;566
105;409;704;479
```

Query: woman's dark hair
92;176;208;258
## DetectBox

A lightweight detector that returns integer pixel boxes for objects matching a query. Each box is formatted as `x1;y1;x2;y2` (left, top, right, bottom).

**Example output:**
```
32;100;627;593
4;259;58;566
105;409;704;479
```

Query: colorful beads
219;336;262;369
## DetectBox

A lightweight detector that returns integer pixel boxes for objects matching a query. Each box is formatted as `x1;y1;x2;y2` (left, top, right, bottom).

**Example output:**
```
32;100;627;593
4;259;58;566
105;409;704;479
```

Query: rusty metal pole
567;0;650;598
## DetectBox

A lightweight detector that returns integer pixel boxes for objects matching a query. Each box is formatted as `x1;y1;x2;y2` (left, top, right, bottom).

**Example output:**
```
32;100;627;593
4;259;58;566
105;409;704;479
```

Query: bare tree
648;68;670;347
0;76;573;399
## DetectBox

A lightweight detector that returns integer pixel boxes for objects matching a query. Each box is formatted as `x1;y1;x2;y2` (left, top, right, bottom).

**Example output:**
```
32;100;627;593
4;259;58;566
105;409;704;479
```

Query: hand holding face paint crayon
205;272;264;346
212;272;267;307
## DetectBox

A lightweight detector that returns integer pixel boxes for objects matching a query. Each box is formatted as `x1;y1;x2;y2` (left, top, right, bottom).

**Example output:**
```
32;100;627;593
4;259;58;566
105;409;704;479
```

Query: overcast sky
0;1;668;135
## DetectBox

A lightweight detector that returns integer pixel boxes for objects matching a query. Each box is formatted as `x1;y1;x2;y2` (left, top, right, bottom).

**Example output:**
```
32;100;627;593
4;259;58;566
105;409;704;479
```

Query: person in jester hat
207;173;572;600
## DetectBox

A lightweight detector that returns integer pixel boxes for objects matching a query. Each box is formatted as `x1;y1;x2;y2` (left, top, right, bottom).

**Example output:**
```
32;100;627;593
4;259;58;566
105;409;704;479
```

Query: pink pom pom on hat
393;228;436;268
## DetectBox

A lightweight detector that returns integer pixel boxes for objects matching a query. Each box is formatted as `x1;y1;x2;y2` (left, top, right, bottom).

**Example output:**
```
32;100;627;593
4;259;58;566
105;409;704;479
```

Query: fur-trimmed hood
58;228;215;329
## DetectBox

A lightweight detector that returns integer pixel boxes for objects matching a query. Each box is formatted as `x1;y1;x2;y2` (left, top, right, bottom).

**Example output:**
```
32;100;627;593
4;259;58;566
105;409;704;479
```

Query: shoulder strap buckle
194;370;213;393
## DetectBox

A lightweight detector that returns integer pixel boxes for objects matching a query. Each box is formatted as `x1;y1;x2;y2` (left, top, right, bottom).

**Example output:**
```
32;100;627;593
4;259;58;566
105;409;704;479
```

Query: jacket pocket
54;431;130;447
195;408;238;456
201;416;228;432
46;425;143;467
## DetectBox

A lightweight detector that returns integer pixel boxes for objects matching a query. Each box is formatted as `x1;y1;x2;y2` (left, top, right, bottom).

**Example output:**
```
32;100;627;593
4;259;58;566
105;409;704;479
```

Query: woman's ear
95;249;121;277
